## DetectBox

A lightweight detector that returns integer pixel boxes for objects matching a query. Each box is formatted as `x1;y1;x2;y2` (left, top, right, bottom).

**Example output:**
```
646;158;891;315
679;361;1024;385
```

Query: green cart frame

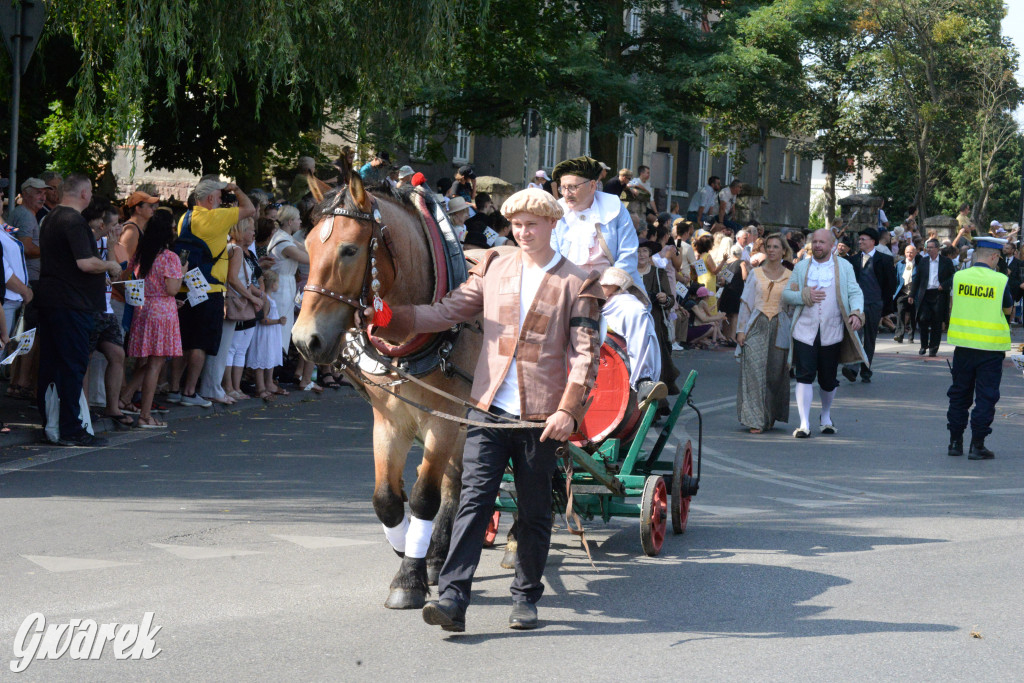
491;369;704;556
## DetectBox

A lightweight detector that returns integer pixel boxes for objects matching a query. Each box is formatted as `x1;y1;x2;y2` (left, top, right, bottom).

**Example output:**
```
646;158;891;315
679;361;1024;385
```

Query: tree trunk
587;0;625;172
823;172;836;224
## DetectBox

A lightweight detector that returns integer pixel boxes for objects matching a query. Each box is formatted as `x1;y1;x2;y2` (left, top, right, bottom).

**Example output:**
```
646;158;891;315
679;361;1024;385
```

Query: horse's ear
349;170;370;210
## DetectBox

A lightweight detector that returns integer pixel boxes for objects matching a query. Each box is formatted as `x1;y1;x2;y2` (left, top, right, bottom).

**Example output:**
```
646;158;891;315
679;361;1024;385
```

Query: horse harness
302;201;394;315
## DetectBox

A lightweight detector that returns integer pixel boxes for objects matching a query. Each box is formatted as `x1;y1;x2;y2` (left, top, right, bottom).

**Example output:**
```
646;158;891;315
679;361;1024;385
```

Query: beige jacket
378;250;604;423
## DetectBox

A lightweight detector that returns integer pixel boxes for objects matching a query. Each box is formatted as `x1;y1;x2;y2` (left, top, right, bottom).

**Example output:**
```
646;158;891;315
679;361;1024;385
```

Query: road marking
702;450;895;500
150;543;263;559
271;534;377;549
767;497;854;509
21;555;136;572
690;504;766;516
0;430;163;477
975;488;1024;495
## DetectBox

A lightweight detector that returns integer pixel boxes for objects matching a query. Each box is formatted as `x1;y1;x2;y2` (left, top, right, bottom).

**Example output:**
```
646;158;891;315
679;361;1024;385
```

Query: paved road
1;337;1023;681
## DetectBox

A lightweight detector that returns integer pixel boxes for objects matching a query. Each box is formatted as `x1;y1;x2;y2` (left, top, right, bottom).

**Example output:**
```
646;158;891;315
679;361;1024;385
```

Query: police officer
946;237;1013;460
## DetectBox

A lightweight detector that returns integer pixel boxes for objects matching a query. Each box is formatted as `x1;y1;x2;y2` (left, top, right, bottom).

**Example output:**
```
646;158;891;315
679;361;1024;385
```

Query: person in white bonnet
598;267;667;410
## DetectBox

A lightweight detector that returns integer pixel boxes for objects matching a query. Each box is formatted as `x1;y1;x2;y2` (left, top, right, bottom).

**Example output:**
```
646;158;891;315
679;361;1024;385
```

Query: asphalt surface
1;335;1023;681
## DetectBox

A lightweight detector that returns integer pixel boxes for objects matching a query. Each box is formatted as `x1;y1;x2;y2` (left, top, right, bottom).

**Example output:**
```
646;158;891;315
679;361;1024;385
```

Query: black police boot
968;439;995;460
947;435;963;457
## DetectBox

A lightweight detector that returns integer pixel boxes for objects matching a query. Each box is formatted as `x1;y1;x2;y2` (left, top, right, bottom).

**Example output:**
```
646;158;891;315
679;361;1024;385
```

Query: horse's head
292;172;395;364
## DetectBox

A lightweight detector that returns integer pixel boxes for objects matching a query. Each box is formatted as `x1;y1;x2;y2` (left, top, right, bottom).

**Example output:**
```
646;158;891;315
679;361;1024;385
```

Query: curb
0;385;343;453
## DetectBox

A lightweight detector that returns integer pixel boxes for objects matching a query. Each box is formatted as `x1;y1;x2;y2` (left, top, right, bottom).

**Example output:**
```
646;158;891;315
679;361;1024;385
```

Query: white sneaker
671;343;686;352
179;393;212;408
165;392;183;404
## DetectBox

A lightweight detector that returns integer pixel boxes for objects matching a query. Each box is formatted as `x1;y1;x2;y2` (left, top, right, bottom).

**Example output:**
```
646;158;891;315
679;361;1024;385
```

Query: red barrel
570;332;641;447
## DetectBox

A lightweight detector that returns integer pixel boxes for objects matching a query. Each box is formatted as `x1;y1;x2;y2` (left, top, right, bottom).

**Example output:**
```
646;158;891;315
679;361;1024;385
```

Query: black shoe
860;376;871;383
422;599;466;632
894;335;904;343
509;601;539;630
841;367;858;383
947;437;963;457
918;348;927;355
56;432;108;448
968;442;995;460
928;349;938;357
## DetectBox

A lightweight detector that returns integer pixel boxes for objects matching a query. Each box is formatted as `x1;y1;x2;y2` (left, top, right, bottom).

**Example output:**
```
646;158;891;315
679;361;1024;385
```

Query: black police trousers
946;346;1004;440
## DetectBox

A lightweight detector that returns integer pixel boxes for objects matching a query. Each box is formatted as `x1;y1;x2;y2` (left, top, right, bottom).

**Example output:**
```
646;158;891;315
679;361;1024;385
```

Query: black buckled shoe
509;601;539;630
947;436;963;457
968;441;995;460
422;599;466;632
841;367;858;383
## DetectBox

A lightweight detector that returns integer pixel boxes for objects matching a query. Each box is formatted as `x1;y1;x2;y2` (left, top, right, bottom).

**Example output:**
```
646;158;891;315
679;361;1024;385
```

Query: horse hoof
500;548;517;570
384;588;427;610
426;562;442;586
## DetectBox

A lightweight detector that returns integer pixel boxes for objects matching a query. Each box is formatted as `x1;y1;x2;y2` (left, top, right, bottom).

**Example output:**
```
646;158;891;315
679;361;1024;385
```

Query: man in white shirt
0;222;32;336
717;180;743;231
782;229;866;438
686;176;721;227
627;165;658;214
598;267;666;408
735;229;753;264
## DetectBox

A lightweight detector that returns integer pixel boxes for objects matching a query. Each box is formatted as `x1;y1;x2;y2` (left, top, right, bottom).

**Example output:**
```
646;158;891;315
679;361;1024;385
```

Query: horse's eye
341;245;359;258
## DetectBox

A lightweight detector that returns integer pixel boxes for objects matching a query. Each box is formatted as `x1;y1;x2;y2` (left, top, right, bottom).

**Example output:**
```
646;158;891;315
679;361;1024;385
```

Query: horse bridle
302;195;394;315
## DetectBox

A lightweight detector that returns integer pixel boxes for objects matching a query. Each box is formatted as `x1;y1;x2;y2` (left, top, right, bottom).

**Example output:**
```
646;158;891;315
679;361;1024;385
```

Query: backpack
172;210;225;286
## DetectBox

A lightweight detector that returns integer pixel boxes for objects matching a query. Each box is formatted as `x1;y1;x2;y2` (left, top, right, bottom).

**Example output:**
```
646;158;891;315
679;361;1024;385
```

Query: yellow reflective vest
947;266;1011;351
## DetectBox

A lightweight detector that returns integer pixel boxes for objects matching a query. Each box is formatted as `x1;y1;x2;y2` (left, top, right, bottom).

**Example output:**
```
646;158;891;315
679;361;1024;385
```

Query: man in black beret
842;227;896;383
551;156;641;284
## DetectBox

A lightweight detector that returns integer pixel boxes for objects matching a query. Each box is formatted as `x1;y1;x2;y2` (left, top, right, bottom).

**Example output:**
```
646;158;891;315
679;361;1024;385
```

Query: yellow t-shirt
177;205;239;293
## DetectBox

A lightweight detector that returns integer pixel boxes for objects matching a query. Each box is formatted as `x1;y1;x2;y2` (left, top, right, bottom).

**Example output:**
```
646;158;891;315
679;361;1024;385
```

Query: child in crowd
247;270;288;400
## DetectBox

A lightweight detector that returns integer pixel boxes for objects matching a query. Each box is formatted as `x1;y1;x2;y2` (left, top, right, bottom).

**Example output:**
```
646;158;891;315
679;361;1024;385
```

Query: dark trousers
894;291;916;341
947;347;1003;441
855;302;882;378
917;289;944;352
438;408;559;608
792;334;841;391
36;307;95;440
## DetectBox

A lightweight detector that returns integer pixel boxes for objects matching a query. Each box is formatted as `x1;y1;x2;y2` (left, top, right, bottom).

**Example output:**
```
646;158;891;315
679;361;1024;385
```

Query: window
542;127;558;169
621;131;635;172
697;126;710;188
453;125;470;163
411;106;428;159
781;149;800;182
628;9;642;36
725;140;736;184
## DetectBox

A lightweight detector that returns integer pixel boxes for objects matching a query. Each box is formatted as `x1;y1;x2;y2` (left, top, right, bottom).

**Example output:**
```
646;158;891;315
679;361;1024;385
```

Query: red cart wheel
672;441;694;534
640;476;668;556
483;510;500;547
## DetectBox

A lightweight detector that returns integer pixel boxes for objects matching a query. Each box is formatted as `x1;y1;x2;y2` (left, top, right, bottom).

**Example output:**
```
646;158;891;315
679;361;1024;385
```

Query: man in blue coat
551;156;640;286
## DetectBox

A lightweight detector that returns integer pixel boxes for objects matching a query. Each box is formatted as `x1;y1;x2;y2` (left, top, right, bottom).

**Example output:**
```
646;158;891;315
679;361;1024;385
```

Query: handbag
224;247;259;322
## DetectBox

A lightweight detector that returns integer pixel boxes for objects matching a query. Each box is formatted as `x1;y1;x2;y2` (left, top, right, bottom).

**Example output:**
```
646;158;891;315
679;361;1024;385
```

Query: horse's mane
311;181;439;226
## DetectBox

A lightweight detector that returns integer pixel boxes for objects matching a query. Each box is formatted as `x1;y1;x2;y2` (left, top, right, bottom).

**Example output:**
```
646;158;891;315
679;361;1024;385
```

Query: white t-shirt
490;252;562;415
718;187;737;216
0;229;28;302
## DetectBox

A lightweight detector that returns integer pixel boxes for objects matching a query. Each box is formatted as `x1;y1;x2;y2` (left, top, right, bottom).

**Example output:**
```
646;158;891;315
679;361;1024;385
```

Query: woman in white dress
267;205;321;393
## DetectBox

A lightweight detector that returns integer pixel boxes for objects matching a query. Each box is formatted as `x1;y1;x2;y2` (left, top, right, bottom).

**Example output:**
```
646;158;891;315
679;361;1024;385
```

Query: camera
221;192;237;205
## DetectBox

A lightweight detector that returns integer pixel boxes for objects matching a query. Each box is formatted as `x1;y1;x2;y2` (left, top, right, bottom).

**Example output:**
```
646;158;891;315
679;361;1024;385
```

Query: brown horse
292;171;480;609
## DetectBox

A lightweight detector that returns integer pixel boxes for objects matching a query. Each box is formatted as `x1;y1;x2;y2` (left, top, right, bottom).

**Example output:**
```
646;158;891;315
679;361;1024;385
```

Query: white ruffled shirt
794;255;843;346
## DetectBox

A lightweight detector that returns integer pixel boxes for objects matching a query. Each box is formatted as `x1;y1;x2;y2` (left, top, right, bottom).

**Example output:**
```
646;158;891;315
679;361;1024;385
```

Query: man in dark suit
842;227;897;383
910;238;956;357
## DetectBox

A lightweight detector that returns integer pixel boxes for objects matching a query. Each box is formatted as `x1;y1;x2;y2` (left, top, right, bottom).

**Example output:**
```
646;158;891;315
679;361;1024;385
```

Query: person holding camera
166;179;255;408
447;165;476;204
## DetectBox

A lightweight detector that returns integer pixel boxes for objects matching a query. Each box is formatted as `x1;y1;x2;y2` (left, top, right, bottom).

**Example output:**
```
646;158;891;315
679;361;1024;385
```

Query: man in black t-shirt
35;173;122;446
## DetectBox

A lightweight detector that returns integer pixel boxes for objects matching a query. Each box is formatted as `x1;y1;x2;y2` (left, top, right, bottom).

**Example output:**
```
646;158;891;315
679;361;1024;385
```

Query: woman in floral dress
121;211;183;428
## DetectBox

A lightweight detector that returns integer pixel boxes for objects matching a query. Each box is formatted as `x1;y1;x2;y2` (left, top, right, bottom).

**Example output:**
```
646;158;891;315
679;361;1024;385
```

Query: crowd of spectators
4;150;1020;445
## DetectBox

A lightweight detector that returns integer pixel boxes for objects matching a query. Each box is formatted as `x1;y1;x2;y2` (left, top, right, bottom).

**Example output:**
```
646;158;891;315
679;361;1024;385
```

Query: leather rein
302;191;546;430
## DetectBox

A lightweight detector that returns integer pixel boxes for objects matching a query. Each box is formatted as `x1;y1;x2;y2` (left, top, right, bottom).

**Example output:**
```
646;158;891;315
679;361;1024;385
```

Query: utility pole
1;1;46;205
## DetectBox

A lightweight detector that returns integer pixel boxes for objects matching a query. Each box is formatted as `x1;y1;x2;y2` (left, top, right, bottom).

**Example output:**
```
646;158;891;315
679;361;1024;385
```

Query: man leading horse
365;188;604;632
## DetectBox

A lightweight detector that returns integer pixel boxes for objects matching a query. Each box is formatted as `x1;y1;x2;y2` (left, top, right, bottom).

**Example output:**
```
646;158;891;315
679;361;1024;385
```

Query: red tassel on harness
372;295;392;327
